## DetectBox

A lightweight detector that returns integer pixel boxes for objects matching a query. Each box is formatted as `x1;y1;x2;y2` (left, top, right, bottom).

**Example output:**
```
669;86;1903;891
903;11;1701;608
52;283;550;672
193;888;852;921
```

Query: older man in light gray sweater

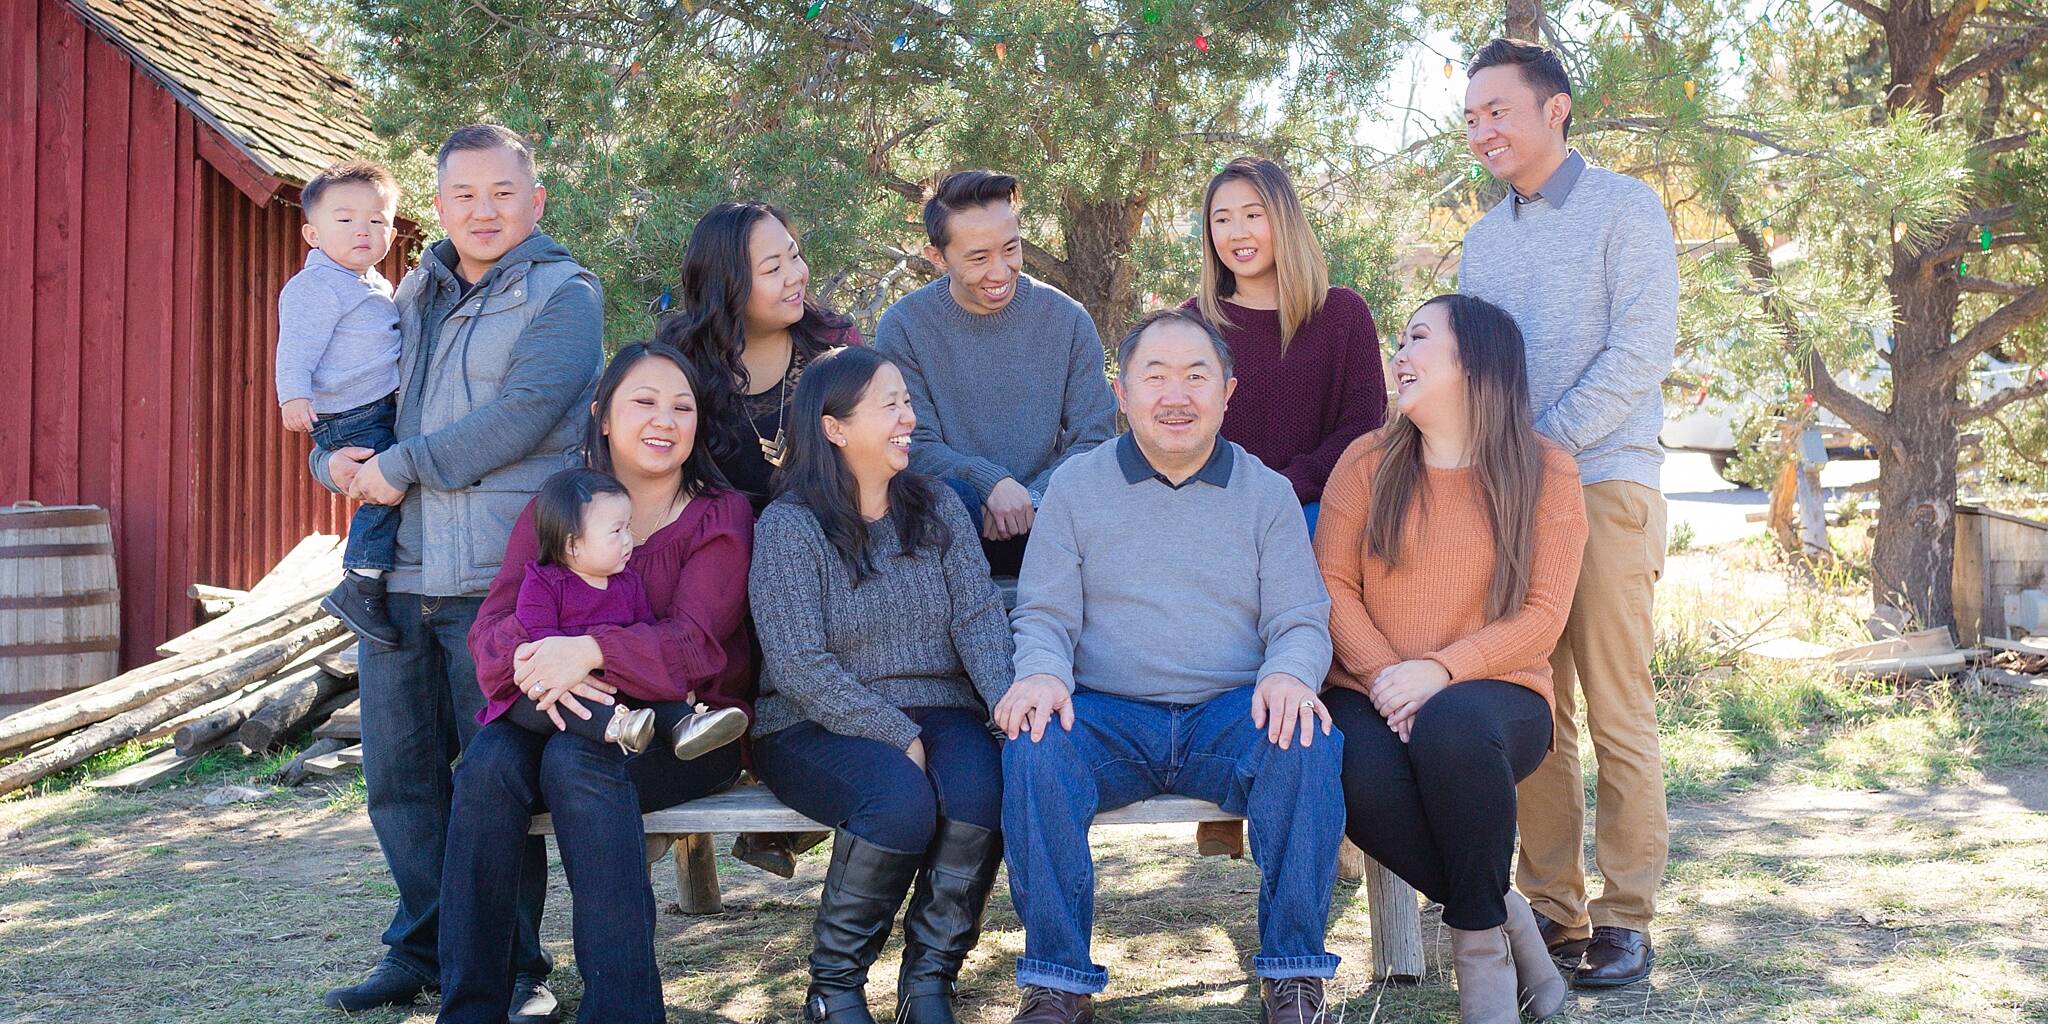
995;310;1341;1024
1459;38;1678;990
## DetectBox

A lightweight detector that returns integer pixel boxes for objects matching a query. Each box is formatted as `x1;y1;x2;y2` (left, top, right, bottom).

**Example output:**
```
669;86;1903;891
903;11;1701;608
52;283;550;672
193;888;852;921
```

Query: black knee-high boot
806;829;923;1024
894;820;1004;1024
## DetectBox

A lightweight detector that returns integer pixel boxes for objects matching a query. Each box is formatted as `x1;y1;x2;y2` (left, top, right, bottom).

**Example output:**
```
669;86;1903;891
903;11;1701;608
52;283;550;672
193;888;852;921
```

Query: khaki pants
1515;480;1668;934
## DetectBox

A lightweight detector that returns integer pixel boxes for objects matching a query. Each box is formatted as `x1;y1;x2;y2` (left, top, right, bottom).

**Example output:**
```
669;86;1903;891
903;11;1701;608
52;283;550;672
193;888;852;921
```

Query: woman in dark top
653;200;861;873
749;345;1013;1024
441;343;754;1024
1185;156;1387;526
654;201;862;512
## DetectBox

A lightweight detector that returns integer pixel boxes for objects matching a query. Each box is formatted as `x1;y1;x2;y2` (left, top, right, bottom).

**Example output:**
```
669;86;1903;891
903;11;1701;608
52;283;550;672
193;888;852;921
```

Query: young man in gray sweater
995;310;1341;1024
311;125;604;1021
1459;38;1679;989
874;170;1118;575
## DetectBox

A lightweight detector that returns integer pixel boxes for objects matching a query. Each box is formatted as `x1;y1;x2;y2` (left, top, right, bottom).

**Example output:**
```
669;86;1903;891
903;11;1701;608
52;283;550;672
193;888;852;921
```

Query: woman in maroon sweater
439;342;754;1024
1184;156;1387;524
1184;156;1388;859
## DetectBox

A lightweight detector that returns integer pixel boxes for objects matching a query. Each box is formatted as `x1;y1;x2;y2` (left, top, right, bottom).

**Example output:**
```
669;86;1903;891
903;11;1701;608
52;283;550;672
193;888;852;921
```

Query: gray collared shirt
1509;149;1587;219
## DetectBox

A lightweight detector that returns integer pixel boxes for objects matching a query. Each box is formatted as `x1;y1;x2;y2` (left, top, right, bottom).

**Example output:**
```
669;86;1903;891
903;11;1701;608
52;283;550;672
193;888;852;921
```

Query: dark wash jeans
753;706;1002;853
1324;681;1551;930
438;717;743;1023
309;392;399;572
355;592;548;986
1001;686;1346;993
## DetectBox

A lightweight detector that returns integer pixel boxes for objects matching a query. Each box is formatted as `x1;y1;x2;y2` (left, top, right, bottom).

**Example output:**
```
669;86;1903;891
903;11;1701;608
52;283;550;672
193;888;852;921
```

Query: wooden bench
530;783;1426;981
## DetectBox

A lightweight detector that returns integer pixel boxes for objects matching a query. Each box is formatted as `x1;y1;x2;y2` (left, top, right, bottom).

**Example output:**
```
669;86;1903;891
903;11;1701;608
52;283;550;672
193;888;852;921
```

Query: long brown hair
1367;294;1544;621
1197;157;1330;355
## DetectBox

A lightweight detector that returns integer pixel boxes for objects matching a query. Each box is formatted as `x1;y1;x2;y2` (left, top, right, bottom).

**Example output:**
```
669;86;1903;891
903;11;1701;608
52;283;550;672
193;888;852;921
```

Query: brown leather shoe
1535;910;1592;963
1573;926;1653;988
1195;820;1246;858
1010;986;1093;1024
1260;977;1326;1023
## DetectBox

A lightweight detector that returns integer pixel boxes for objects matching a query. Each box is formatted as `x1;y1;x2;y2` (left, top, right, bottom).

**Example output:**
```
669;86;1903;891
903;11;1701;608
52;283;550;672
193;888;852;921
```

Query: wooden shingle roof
65;0;372;188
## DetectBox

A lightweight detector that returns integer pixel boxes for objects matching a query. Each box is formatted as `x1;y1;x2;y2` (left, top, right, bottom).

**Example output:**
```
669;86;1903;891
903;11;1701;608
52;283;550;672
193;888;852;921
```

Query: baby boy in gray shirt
274;160;404;648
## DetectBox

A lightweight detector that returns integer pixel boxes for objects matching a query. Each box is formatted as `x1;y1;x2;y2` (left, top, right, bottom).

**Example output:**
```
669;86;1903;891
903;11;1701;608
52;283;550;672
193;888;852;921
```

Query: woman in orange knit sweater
1315;294;1586;1023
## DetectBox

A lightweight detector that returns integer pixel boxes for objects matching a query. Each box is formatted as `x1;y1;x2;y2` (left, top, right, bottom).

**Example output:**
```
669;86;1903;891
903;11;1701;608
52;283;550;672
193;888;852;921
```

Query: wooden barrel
0;503;120;700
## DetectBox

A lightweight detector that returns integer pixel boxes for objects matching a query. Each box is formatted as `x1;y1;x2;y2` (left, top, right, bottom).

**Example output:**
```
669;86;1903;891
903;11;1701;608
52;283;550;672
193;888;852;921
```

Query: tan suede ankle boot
1502;891;1568;1019
1449;925;1520;1024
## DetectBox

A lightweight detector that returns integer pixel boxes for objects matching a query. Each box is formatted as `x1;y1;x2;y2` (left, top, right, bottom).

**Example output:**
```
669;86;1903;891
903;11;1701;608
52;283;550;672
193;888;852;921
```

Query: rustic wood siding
3;0;412;669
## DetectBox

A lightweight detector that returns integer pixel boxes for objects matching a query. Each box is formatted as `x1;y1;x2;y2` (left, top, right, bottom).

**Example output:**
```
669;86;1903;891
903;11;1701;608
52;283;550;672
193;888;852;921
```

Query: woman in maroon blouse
1184;156;1388;859
1184;156;1387;526
438;342;754;1024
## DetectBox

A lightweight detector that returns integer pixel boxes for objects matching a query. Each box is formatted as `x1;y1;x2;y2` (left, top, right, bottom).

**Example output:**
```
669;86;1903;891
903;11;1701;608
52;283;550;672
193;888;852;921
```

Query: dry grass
3;538;2046;1023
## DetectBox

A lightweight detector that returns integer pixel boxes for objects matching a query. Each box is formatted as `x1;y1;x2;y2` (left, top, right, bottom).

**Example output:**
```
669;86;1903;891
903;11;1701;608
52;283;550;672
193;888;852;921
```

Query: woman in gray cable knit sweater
748;345;1013;1024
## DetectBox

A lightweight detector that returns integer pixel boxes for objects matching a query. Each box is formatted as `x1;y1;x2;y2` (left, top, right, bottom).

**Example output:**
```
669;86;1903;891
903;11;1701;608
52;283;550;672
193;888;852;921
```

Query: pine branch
1972;130;2036;155
1963;375;2048;424
1929;229;2035;264
1960;277;2034;295
1912;0;1983;101
1935;283;2048;380
1723;201;1891;444
1594;116;1829;158
1941;24;2048;89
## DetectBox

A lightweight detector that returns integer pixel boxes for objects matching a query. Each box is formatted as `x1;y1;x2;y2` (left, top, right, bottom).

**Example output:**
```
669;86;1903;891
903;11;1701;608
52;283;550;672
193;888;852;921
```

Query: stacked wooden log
0;536;364;795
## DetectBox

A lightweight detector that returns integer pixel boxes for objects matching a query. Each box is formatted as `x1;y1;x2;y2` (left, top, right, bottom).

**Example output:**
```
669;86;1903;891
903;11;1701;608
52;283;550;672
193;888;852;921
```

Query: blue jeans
310;392;399;572
1302;501;1319;537
1001;687;1346;993
754;706;1002;852
438;720;742;1023
356;592;547;987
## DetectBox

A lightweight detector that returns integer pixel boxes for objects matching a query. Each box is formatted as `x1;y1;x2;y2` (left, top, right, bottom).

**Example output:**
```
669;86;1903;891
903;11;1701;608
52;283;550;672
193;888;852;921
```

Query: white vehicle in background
1661;327;2032;484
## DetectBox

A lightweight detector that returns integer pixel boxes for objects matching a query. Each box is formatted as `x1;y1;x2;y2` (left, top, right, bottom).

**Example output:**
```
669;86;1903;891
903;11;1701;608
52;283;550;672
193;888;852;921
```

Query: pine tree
279;0;1412;350
1431;0;2046;628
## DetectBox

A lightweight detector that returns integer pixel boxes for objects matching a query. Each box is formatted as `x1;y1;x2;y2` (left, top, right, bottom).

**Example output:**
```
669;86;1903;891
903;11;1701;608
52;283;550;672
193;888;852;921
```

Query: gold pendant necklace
759;430;788;469
749;370;792;469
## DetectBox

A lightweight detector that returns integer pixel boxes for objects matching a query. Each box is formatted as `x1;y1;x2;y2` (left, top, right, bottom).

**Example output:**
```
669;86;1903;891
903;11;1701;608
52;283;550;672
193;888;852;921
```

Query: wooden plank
1366;857;1424;983
533;790;1247;837
75;36;130;532
1983;636;2048;657
127;71;181;664
312;701;360;739
85;742;212;792
1979;668;2048;694
0;0;38;502
315;643;358;679
30;0;85;503
302;743;361;775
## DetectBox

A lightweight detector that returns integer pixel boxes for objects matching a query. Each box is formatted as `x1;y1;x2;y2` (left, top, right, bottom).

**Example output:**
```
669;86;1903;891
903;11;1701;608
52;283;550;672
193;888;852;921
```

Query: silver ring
1301;699;1317;709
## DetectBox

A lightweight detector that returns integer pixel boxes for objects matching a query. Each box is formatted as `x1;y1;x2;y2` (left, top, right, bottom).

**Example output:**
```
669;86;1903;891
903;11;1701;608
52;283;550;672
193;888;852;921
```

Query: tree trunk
1872;266;1964;626
1506;0;1544;42
1057;194;1146;358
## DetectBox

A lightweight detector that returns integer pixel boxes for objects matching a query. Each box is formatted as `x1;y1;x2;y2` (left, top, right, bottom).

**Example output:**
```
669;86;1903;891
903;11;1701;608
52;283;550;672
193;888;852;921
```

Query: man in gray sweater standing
312;124;604;1020
995;310;1341;1024
1459;39;1678;989
875;170;1118;575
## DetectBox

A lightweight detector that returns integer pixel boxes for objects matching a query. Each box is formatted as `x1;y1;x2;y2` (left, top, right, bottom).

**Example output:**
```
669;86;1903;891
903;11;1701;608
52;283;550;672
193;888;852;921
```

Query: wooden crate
1954;505;2048;645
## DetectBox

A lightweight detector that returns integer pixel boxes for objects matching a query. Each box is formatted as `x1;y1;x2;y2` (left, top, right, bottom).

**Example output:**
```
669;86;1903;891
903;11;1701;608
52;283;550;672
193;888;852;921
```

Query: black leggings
1326;681;1551;930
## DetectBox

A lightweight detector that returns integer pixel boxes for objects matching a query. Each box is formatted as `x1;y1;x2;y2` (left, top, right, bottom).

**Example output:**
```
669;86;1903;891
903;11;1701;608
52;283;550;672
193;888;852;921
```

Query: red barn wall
2;0;413;670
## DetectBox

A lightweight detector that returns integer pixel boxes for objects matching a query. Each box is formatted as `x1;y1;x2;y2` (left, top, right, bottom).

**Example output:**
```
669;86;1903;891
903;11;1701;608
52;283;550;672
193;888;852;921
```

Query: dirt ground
3;766;2044;1024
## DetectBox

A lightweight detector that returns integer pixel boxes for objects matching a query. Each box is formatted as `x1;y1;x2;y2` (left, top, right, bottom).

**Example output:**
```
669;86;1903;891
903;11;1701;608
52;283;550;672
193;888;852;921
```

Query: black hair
583;341;731;503
1469;38;1575;137
774;346;951;587
532;468;629;568
651;202;852;472
1116;308;1235;381
436;123;538;181
301;159;398;218
923;170;1020;251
